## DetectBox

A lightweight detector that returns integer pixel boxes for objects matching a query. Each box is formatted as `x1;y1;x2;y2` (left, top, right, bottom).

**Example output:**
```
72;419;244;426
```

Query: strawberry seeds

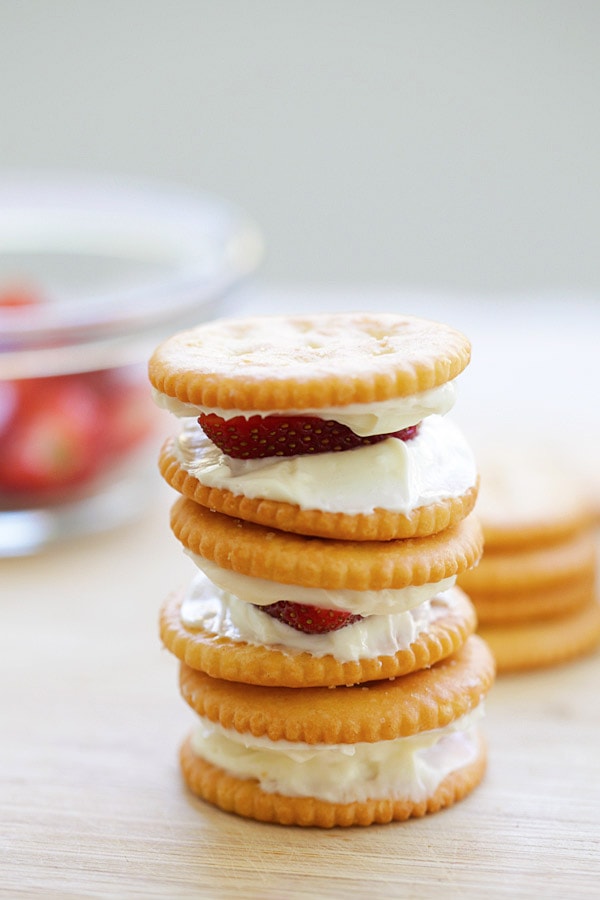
199;412;420;460
260;600;363;634
197;410;421;634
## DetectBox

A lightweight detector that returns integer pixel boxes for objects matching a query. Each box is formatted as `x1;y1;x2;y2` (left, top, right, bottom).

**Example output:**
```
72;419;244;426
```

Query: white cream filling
189;707;484;803
180;571;462;660
185;555;457;617
152;381;456;435
175;414;476;516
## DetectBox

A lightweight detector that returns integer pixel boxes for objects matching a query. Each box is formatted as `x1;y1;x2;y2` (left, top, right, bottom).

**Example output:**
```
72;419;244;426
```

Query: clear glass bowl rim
0;173;263;351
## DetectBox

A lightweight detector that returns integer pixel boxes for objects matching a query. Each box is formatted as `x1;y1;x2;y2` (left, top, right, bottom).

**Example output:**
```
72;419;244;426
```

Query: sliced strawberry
260;600;362;634
392;423;419;442
199;413;419;459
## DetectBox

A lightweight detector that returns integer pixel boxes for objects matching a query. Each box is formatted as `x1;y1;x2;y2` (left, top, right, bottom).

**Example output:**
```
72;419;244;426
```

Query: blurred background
2;7;600;889
2;0;600;295
1;0;600;555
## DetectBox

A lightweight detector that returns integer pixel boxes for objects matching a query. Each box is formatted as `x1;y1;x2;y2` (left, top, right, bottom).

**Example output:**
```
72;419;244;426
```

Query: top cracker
148;312;471;410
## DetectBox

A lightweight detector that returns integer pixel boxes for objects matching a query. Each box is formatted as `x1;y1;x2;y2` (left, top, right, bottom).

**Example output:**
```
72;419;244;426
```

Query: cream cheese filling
180;571;462;659
152;381;456;435
189;706;484;803
185;555;457;617
175;414;476;516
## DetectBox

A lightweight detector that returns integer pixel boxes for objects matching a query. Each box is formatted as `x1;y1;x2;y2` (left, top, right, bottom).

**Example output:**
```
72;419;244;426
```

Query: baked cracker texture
160;586;477;687
478;599;600;672
150;310;494;825
474;446;595;550
159;436;479;541
469;572;596;625
458;529;597;595
178;636;495;743
176;636;493;826
148;312;471;410
179;731;488;828
170;496;484;591
458;445;600;672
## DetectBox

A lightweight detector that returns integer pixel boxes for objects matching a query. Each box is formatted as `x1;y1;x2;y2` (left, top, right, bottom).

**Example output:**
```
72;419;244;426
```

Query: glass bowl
0;174;263;556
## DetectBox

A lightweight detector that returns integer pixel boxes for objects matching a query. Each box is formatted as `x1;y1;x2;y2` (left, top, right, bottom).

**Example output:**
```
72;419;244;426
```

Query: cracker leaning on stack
458;450;600;673
149;312;495;827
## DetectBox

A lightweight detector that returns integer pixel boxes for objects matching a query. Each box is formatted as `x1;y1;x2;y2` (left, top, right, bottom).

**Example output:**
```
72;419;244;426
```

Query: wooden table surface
2;289;599;898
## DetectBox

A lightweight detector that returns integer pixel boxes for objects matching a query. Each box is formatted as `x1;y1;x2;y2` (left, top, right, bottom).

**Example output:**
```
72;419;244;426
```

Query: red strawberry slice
260;600;363;634
198;413;419;459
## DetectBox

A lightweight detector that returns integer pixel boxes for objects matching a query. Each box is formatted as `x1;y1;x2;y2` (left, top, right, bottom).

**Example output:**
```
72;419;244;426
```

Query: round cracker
178;730;487;827
159;436;479;541
474;445;595;550
178;635;495;743
470;572;596;625
478;599;600;673
170;497;484;591
458;528;596;595
148;313;471;410
159;586;477;687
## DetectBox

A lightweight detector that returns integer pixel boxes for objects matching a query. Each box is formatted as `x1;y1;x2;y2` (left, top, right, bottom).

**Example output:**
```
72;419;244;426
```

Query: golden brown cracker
159;586;477;687
474;445;595;550
159;436;479;540
470;571;596;625
478;599;600;673
178;635;495;743
178;730;487;827
458;528;596;596
148;312;471;410
170;496;484;591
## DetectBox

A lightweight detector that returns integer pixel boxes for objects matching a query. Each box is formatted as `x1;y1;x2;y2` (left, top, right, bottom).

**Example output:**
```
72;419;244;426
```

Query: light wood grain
2;291;600;899
2;483;599;900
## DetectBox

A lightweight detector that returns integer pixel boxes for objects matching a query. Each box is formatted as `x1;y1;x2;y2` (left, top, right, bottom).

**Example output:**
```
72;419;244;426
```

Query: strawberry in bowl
0;285;158;508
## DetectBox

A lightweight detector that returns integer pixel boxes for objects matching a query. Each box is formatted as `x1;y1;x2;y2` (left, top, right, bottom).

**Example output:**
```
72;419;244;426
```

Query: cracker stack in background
458;450;600;673
148;313;495;827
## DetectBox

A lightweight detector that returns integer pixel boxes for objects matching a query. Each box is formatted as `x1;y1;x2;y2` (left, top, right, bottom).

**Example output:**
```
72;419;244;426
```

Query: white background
1;0;600;293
